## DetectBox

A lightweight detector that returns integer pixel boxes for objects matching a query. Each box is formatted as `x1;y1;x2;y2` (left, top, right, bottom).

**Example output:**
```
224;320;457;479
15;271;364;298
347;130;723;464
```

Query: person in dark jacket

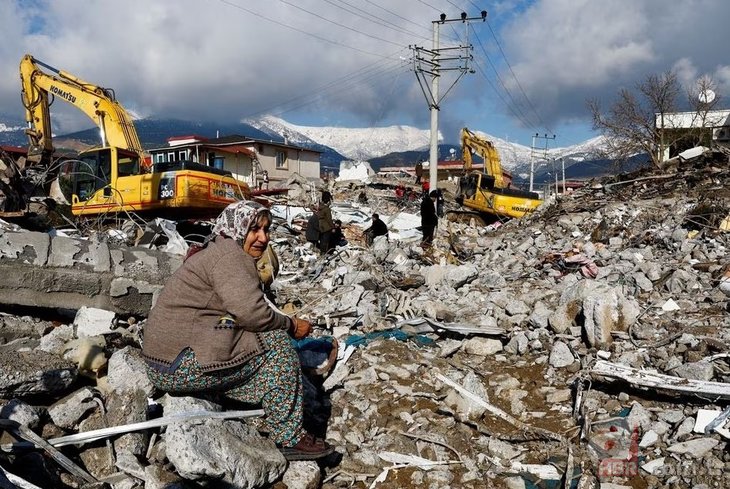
318;191;335;253
331;219;347;247
364;213;388;246
435;188;445;217
414;161;423;184
142;200;334;461
420;190;438;247
305;208;320;248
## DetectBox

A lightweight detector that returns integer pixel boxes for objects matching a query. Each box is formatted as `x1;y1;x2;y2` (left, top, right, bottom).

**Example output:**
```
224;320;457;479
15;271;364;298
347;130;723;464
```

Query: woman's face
243;214;271;259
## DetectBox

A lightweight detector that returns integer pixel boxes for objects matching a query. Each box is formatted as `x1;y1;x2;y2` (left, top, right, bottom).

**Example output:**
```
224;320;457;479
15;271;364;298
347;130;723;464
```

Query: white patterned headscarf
212;200;267;242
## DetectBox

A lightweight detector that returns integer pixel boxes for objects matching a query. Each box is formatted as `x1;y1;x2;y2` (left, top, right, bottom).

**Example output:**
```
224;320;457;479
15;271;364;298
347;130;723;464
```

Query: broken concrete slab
0;349;77;398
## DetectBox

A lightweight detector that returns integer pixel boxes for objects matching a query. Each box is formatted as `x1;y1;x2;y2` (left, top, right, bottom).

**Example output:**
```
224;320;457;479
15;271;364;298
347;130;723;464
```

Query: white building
656;109;730;160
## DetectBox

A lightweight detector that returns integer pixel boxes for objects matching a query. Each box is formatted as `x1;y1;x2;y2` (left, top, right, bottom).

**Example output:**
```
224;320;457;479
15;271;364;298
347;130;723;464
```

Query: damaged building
1;146;730;489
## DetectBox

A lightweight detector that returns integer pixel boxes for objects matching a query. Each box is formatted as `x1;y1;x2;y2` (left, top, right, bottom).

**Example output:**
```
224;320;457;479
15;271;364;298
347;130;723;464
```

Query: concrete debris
2;152;730;487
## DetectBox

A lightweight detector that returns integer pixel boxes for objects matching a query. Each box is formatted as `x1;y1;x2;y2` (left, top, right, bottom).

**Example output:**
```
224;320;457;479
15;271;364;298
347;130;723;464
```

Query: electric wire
277;0;405;47
486;20;553;134
472;58;534;129
414;0;443;13
243;59;411;120
242;57;409;117
470;24;539;130
324;0;432;41
269;62;409;119
362;0;435;35
216;0;390;58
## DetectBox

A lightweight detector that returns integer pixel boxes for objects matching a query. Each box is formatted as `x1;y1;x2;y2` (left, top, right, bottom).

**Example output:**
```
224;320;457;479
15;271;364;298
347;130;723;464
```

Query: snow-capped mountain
248;115;610;173
0;114;26;146
246;115;437;162
1;110;631;181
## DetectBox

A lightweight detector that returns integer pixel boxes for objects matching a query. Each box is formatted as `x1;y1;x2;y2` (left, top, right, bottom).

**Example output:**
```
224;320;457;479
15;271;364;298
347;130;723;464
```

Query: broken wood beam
591;360;730;400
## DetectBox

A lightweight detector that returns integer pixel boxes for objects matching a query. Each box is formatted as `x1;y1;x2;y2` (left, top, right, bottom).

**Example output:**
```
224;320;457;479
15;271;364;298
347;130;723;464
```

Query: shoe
278;432;335;461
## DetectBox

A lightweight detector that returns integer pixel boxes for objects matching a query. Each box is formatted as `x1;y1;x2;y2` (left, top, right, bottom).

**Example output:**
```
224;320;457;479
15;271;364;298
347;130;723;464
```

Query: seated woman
142;200;334;461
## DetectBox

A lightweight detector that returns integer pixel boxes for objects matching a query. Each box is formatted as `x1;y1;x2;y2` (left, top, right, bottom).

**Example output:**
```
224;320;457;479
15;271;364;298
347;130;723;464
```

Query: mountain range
0;113;648;183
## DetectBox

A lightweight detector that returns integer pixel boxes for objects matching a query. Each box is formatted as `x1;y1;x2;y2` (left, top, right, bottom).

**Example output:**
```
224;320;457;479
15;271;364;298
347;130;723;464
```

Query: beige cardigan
142;236;291;372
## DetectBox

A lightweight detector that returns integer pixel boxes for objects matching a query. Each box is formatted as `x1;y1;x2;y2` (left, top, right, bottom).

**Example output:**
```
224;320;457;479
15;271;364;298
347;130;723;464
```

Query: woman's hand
289;317;312;339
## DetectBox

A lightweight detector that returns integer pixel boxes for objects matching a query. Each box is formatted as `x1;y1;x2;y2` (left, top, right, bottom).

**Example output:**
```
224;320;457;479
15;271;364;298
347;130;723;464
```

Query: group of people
306;191;346;253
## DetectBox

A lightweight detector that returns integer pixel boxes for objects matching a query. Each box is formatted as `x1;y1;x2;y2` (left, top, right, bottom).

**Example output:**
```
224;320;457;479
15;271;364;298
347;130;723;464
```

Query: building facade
148;135;321;188
656;109;730;161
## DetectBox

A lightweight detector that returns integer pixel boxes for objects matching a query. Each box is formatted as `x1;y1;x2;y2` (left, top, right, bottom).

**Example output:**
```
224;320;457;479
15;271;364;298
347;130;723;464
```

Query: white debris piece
661;298;681;312
693;409;730;439
270;205;310;227
336;160;375;182
74;306;116;338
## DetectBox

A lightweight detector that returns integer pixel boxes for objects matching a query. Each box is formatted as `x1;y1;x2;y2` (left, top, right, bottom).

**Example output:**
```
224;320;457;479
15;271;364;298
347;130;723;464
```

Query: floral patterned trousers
145;329;304;447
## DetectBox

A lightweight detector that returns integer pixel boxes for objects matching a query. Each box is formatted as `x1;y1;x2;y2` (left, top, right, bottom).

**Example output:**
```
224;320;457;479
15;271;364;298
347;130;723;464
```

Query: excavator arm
19;54;143;166
460;127;506;188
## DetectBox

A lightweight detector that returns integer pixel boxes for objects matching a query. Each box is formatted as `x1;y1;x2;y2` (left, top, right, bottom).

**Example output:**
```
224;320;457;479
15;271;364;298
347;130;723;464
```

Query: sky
1;0;729;148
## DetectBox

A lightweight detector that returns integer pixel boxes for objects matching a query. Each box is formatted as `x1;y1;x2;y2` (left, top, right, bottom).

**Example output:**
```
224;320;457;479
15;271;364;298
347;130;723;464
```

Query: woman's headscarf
211;199;266;242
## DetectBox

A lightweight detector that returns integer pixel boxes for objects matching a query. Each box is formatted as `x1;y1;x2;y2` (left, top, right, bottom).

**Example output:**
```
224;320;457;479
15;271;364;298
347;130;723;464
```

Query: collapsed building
1;148;730;488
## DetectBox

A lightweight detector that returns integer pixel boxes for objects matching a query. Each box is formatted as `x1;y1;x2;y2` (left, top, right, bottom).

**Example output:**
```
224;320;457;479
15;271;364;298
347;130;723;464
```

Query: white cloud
498;0;730;127
0;0;728;145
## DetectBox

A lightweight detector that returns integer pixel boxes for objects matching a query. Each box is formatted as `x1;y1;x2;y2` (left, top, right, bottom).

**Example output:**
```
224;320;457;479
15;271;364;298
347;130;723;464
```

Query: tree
587;71;720;169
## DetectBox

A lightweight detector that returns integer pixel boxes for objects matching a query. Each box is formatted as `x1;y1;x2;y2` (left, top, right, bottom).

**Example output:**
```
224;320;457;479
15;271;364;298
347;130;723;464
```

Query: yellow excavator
455;127;542;220
19;54;250;217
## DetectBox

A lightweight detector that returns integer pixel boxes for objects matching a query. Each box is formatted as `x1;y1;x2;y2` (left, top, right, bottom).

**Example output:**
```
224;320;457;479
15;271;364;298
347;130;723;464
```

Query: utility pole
561;157;566;194
412;11;486;190
529;133;556;192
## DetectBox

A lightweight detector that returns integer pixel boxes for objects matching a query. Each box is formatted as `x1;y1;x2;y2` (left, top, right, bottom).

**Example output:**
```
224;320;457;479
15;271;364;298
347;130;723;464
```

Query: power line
268;63;411;119
323;0;431;41
363;0;434;35
472;58;535;129
242;58;411;119
216;0;390;58
470;24;540;130
414;0;443;13
278;0;404;47
486;20;552;134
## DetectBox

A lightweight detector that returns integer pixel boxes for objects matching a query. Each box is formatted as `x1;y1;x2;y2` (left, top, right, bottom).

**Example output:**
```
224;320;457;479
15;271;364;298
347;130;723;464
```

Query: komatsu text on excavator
454;127;542;220
19;54;250;217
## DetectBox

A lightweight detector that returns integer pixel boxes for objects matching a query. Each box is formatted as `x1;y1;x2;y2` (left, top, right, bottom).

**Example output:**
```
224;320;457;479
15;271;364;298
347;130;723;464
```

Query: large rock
424;264;478;289
106;347;155;396
552;281;640;347
161;395;286;488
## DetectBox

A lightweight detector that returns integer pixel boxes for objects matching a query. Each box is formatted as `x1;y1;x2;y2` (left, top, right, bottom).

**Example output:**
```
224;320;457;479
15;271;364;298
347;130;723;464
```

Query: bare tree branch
586;70;718;170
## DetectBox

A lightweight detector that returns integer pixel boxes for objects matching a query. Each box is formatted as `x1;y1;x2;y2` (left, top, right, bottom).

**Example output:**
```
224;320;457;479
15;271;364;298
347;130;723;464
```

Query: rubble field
2;151;730;489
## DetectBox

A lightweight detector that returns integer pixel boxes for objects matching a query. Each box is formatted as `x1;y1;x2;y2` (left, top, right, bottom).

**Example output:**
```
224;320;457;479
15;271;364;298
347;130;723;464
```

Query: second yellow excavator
455;127;542;220
20;54;250;218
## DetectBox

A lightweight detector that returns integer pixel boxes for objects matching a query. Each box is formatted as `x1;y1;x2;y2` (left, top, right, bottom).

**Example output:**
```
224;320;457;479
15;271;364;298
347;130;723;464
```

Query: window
155;154;164;163
167;152;175;162
275;150;287;169
75;149;112;201
178;150;187;161
117;151;140;177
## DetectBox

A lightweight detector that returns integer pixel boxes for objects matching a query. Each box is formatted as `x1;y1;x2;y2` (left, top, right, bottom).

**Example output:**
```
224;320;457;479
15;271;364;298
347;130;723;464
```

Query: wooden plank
591;360;730;400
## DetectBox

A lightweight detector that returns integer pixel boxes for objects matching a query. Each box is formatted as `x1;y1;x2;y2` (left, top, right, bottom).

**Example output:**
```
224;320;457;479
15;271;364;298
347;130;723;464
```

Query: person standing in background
318;191;335;253
420;190;438;247
414;161;423;184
